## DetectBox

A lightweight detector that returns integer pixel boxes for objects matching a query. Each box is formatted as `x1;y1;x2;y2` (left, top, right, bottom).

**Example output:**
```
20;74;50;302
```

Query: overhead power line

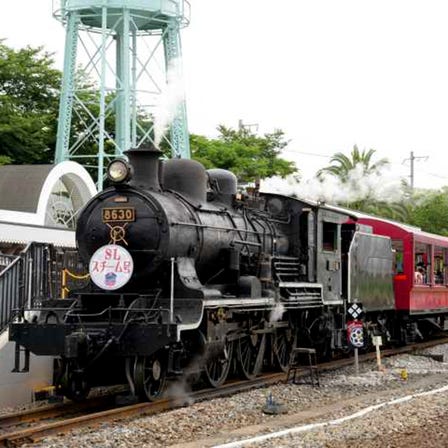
419;171;448;180
282;150;331;158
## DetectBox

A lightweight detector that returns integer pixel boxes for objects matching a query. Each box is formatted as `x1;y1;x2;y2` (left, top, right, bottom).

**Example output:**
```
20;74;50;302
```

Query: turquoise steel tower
53;0;191;189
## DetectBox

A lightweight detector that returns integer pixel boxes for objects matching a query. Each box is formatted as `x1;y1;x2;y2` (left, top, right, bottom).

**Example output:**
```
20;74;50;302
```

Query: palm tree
315;146;412;222
352;198;411;223
317;145;389;181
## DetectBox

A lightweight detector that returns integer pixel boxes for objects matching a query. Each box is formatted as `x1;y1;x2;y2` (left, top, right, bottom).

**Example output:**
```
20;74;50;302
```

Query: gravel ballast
9;343;448;447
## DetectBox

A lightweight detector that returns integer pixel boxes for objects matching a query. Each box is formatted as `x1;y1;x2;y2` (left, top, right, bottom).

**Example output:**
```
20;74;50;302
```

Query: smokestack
125;144;162;191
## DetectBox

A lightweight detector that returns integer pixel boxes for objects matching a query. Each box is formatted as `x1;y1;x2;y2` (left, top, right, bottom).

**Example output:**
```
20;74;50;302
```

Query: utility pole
403;151;428;191
238;119;259;133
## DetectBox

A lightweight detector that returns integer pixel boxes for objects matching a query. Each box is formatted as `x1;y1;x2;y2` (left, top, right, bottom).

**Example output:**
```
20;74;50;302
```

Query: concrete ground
0;330;53;408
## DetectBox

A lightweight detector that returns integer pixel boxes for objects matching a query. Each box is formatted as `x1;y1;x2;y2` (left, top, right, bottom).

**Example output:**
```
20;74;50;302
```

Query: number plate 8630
102;207;135;223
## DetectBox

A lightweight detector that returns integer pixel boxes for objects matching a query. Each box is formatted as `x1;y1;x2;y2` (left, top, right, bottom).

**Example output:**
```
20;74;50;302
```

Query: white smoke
165;354;204;406
166;378;194;407
269;302;286;323
261;165;404;205
153;57;185;148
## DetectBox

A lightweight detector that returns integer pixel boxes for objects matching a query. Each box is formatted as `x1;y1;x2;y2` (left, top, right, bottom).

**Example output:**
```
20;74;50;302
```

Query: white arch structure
0;162;97;247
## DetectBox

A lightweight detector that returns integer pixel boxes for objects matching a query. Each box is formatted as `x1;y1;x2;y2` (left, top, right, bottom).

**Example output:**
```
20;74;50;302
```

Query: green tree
0;40;295;183
317;145;389;181
0;42;61;164
0;42;152;182
191;125;297;182
349;197;411;223
0;155;12;165
315;145;413;221
408;188;448;236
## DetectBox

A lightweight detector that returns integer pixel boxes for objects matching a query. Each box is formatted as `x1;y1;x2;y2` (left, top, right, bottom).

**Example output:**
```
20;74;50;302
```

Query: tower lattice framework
53;0;191;189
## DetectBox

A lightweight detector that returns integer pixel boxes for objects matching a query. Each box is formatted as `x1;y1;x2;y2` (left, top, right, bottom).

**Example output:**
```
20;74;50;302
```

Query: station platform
0;161;96;408
0;330;54;408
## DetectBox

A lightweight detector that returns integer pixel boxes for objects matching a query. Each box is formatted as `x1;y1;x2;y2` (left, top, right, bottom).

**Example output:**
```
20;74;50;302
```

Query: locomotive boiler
78;147;287;291
9;145;396;401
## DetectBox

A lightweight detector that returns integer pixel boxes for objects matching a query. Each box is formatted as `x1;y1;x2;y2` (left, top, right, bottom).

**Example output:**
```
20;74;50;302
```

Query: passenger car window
434;246;447;285
415;242;431;285
392;239;404;274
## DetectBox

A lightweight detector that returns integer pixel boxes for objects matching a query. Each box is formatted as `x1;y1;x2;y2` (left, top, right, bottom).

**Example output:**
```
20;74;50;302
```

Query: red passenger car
353;216;448;315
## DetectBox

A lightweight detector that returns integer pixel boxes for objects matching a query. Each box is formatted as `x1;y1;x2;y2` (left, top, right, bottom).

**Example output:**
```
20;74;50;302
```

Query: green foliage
0;41;61;164
317;145;389;181
0;155;11;165
191;125;297;182
408;188;448;236
315;145;413;221
350;198;411;223
0;41;154;184
0;40;295;184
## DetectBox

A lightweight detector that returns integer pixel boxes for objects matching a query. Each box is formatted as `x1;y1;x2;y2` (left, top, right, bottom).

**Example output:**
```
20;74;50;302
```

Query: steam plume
261;165;404;204
153;57;185;148
270;303;286;323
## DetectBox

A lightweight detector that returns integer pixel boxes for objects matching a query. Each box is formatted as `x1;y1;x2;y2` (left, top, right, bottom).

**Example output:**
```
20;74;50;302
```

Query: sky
1;0;448;190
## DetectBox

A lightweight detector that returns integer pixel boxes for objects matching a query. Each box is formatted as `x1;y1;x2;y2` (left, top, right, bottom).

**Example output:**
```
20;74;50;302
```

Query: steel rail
1;337;447;447
0;394;119;431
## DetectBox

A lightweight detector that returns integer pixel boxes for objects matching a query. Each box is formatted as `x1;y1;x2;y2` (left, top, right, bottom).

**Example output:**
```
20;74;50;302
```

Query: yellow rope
61;269;90;298
63;269;90;280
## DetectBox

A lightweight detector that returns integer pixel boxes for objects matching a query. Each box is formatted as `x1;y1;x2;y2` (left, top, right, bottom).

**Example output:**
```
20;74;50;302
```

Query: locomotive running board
176;297;277;338
204;298;276;307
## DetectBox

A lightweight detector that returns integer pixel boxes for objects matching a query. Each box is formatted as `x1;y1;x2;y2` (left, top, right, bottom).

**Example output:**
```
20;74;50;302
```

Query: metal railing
0;243;83;333
0;254;17;273
0;253;23;333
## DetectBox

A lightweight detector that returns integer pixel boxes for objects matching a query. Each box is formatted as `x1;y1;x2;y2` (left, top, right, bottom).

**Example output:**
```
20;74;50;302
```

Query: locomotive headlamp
107;159;131;183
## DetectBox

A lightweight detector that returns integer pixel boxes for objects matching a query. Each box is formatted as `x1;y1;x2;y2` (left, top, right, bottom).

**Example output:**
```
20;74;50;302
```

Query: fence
0;243;83;333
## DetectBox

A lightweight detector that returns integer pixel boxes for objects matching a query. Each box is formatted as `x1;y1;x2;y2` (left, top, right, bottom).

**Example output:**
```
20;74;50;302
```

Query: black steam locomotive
9;145;395;400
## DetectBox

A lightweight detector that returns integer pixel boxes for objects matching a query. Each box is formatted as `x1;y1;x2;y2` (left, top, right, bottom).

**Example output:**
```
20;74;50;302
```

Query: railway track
1;337;447;447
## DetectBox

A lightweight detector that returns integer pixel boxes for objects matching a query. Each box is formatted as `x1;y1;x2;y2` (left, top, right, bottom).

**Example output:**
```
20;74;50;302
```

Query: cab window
322;222;337;252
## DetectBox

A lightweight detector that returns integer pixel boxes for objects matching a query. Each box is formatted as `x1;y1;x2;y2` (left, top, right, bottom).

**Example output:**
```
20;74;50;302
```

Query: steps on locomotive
273;255;302;282
273;256;323;307
278;282;323;307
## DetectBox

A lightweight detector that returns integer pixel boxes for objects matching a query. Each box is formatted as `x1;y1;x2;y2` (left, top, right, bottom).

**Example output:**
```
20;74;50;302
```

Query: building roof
0;165;53;213
0;221;76;247
0;162;96;246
